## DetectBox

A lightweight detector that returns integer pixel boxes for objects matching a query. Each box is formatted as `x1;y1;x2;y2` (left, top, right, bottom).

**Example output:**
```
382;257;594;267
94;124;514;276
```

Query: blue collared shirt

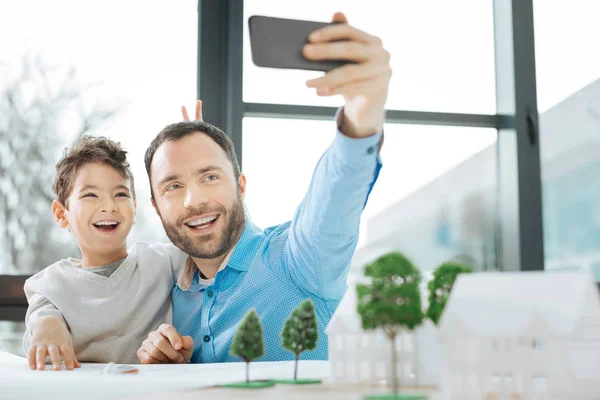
172;123;382;363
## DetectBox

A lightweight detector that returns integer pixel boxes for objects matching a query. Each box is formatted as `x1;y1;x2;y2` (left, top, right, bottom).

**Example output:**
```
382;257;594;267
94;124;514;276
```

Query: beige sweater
23;242;187;364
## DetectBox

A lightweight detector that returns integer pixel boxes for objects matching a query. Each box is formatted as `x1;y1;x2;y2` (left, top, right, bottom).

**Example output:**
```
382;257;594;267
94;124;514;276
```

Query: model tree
229;309;265;384
426;261;473;325
281;299;320;382
357;252;424;397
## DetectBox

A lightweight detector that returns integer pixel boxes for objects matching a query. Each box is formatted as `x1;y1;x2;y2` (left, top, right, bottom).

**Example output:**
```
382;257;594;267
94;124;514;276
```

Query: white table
0;351;440;400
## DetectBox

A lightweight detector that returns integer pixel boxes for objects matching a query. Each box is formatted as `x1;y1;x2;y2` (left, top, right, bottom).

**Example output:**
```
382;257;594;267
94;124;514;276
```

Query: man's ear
52;200;69;229
238;173;247;200
151;197;160;217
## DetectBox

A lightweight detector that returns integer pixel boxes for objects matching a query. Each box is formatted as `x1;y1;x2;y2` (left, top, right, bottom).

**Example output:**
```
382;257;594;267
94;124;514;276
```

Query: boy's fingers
74;356;81;368
47;345;62;370
36;346;47;370
28;346;37;370
195;100;203;121
158;324;182;350
59;345;75;370
182;106;190;121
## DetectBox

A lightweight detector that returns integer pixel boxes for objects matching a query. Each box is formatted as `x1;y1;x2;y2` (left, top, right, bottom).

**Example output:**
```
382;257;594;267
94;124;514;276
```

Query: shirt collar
176;217;264;291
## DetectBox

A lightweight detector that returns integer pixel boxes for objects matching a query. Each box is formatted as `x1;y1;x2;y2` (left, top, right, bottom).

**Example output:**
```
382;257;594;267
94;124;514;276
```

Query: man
137;12;391;364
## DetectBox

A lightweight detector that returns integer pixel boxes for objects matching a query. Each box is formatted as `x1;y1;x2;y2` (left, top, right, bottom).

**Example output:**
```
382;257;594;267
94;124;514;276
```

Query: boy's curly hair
53;136;135;208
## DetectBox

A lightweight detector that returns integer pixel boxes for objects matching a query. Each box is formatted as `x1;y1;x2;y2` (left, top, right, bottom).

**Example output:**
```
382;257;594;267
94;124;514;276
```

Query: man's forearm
284;115;382;299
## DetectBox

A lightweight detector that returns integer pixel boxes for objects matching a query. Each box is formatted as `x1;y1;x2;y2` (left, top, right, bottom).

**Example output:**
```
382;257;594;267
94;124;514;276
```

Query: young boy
23;136;190;370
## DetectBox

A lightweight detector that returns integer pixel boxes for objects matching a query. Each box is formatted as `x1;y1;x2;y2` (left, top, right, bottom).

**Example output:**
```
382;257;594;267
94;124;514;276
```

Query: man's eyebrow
195;166;223;176
156;174;179;189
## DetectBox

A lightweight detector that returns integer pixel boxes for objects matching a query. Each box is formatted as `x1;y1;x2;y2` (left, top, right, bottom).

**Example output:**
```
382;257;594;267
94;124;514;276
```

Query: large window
534;1;600;280
0;0;197;354
241;0;499;277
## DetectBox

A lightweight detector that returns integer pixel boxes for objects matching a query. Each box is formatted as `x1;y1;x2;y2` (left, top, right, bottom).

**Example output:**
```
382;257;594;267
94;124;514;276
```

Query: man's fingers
137;348;161;364
303;41;374;63
35;346;47;370
59;345;75;370
182;106;190;121
195;100;203;121
47;345;62;370
157;324;182;350
28;346;37;370
144;336;180;363
306;62;389;90
309;20;378;45
179;336;194;362
181;335;194;351
331;12;348;24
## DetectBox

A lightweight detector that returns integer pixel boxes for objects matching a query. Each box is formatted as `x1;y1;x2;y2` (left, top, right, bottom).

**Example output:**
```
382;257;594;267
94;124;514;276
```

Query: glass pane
534;1;600;281
243;0;496;113
242;118;498;278
0;0;197;276
534;1;600;113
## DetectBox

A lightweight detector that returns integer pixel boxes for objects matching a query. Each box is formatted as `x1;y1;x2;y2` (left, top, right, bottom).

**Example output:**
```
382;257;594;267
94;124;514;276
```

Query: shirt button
367;146;375;154
206;290;214;298
203;335;211;343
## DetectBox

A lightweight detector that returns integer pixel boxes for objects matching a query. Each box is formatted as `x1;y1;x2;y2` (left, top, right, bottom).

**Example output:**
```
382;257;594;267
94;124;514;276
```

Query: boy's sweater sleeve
22;278;69;353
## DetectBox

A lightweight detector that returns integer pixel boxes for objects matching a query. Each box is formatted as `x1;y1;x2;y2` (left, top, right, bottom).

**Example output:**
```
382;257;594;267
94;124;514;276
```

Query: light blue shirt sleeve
283;108;383;300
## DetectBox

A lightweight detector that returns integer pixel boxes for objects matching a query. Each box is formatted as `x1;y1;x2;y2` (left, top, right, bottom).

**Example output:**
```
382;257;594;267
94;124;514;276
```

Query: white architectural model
326;280;441;388
439;271;600;400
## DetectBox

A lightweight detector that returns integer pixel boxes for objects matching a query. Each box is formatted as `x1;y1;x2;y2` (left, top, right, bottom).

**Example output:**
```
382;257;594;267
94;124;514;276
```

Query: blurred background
1;0;599;355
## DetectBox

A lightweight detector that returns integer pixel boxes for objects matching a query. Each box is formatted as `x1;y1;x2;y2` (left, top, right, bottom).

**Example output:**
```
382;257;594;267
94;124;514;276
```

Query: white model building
326;277;441;388
439;271;600;400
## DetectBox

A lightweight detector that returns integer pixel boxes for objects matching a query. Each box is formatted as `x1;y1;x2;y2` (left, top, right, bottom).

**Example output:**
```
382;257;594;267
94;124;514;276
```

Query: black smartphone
248;15;349;72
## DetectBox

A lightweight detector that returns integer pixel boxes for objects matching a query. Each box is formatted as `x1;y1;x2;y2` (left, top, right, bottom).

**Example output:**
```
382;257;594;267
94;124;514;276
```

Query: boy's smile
92;219;121;233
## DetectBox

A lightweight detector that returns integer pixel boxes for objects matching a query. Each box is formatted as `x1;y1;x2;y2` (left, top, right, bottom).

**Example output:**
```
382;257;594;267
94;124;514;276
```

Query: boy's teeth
94;221;118;226
188;215;217;227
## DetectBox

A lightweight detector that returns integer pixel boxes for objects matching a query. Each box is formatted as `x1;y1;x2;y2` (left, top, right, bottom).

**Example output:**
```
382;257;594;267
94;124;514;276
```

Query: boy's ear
52;200;69;229
133;200;137;225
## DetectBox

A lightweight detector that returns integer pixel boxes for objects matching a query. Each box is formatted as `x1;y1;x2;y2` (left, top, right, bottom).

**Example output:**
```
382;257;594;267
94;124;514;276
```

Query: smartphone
248;15;349;72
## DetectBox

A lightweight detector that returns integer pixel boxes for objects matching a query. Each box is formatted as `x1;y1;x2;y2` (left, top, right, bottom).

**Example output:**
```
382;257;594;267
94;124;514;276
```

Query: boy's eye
83;193;97;198
166;184;182;192
116;192;130;198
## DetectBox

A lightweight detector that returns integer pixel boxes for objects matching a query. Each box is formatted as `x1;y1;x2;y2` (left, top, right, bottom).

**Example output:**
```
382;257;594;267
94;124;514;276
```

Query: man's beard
160;196;246;259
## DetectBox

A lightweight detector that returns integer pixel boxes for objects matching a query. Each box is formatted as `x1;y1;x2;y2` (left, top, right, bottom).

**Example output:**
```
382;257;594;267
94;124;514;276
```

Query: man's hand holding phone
249;12;391;138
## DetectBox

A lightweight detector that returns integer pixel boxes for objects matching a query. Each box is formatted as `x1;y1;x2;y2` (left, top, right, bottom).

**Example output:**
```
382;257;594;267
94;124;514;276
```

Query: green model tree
426;261;473;325
229;309;265;384
357;252;424;397
281;299;319;381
